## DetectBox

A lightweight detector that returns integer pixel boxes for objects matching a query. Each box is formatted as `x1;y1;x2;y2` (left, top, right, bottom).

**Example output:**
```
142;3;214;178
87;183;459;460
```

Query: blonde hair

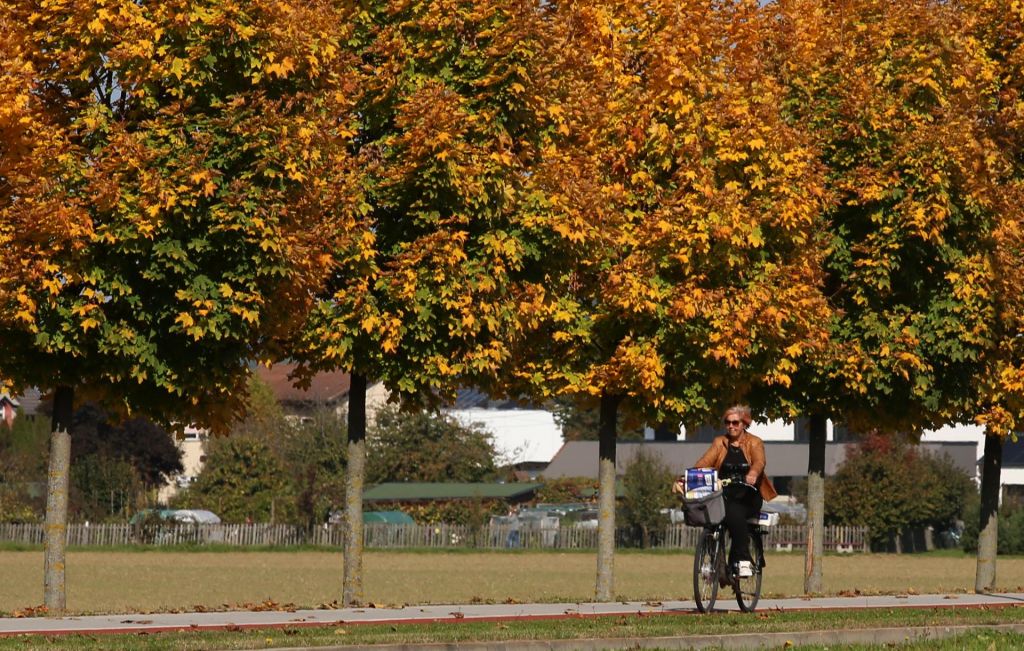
724;405;752;427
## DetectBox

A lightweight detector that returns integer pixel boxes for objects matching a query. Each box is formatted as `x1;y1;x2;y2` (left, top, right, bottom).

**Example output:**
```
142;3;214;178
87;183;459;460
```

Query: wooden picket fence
0;522;869;552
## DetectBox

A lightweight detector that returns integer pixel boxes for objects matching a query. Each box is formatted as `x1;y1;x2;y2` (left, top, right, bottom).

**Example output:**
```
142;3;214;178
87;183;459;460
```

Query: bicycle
686;480;777;613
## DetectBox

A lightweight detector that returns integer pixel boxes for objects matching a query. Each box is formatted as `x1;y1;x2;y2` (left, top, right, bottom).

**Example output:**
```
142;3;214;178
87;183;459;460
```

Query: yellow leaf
361;314;380;333
176;313;195;328
169;58;187;80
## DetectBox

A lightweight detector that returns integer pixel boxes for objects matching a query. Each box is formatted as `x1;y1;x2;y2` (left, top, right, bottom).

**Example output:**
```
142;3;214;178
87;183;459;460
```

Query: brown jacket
694;431;778;501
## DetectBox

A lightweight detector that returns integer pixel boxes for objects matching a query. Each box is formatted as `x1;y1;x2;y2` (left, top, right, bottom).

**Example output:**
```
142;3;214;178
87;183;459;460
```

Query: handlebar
719;477;757;491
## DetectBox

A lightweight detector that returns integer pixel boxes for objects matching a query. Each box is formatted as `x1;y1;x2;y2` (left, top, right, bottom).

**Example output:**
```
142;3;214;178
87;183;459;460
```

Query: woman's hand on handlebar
670;476;686;495
721;477;757;491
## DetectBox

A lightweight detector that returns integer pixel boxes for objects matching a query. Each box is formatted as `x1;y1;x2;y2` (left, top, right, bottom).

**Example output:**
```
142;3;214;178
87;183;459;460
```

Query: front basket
683;490;726;527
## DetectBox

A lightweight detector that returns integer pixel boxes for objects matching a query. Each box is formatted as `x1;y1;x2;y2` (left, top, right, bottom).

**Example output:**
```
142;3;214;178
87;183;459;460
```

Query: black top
720;444;750;480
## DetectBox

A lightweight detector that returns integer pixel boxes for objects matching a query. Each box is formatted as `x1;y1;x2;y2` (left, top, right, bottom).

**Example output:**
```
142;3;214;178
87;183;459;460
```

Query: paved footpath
1;592;1022;639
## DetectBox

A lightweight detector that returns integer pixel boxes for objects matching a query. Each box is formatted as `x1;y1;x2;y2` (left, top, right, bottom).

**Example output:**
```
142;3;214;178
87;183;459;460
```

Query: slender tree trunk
976;433;1002;593
43;385;74;615
803;413;826;594
343;372;367;606
652;420;678;442
595;393;621;602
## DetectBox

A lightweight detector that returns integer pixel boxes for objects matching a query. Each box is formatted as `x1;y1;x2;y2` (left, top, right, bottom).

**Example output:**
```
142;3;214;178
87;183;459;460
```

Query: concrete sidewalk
1;592;1022;637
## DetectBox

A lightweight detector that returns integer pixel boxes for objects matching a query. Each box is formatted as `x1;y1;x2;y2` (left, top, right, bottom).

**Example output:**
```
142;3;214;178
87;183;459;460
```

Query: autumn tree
770;0;1009;593
291;0;554;605
0;0;360;612
954;0;1024;592
514;0;828;600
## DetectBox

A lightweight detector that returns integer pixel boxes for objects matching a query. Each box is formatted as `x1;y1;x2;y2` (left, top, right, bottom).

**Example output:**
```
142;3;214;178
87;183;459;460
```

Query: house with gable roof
254;363;391;424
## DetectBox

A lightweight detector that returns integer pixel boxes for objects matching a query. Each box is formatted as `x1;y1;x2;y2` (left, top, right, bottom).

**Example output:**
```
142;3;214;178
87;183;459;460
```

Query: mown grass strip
2;605;1023;651
792;630;1024;651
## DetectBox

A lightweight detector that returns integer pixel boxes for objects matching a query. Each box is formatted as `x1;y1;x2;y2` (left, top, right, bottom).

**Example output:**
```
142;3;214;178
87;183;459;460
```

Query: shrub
174;437;296;523
368;406;498;483
534;477;599;504
388;498;507;526
826;432;974;550
961;494;1024;555
620;448;675;548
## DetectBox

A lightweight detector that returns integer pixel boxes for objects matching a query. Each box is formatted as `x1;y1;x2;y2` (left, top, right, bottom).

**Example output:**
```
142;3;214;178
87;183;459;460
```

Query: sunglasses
724;419;743;426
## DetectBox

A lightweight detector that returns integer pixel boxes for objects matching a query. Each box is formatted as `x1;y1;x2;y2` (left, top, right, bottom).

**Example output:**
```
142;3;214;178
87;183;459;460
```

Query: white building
157;426;208;503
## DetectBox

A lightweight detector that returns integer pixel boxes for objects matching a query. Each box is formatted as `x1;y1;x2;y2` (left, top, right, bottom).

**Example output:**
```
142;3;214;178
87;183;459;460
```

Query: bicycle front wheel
734;530;763;612
693;529;720;613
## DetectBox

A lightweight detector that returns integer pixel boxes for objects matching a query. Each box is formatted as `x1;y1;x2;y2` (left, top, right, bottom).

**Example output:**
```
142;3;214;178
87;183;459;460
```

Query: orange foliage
514;0;829;424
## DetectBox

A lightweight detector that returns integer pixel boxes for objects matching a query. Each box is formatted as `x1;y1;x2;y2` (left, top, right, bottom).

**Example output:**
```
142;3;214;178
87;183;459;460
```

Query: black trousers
723;484;763;566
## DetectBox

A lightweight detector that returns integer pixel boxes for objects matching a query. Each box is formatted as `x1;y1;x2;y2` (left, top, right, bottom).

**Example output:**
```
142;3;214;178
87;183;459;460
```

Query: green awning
363;482;542;502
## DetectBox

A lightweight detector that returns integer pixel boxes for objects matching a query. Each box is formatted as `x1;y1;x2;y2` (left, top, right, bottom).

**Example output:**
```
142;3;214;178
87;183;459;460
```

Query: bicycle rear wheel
693;529;720;613
734;529;763;612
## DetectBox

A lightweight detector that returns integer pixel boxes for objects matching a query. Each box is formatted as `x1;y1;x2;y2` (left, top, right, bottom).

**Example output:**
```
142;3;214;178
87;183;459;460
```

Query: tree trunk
343;372;367;606
595;393;621;602
976;432;1002;593
652;420;678;442
43;385;74;615
803;413;826;594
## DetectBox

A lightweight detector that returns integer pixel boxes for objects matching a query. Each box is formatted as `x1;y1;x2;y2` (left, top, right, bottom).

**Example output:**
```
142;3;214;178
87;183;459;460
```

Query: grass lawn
793;631;1024;651
1;605;1024;650
2;548;1024;615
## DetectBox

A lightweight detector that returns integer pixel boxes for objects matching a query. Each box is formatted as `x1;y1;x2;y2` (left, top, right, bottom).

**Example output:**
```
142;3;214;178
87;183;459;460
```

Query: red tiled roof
255;364;351;404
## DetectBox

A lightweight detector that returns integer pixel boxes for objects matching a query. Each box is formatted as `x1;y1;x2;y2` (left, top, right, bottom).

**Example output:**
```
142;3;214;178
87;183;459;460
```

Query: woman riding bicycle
691;405;777;578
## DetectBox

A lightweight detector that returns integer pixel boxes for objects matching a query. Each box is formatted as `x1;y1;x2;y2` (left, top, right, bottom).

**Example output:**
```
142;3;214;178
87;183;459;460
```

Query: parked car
129;509;223;544
169;509;221;524
130;509;221;525
563;509;599;529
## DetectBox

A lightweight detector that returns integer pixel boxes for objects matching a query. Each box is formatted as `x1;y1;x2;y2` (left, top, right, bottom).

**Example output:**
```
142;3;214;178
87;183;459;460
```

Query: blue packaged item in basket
685;467;718;499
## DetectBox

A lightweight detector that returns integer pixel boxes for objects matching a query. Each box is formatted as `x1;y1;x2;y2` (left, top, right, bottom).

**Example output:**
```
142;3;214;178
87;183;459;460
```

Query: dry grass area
2;550;1023;615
